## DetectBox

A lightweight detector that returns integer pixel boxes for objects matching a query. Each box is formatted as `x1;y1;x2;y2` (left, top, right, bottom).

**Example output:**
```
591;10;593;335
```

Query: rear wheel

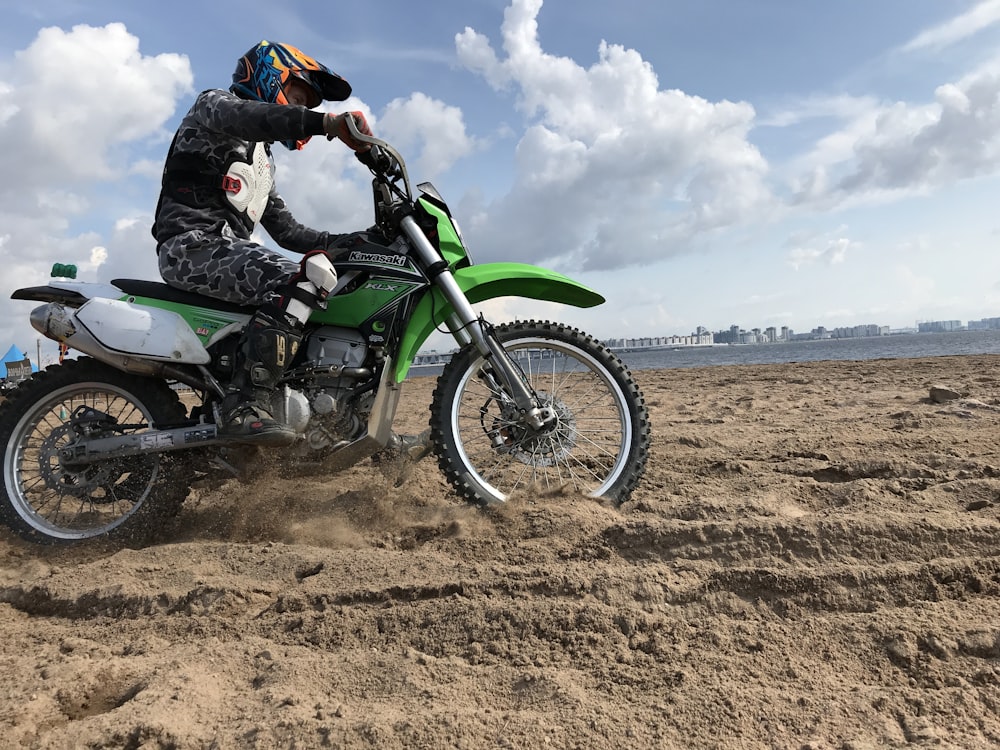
0;358;193;546
430;321;650;506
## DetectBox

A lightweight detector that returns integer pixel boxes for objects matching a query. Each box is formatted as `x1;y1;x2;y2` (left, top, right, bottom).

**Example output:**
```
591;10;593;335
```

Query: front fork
399;215;555;431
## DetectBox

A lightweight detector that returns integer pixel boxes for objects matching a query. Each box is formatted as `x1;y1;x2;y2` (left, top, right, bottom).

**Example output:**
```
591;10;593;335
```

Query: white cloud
0;82;17;125
855;72;1000;185
0;23;193;351
789;239;849;269
902;0;1000;52
788;59;1000;208
455;27;510;91
86;245;108;271
114;217;141;232
100;217;161;282
0;23;192;210
785;229;855;271
6;23;192;183
759;94;878;129
455;0;774;271
378;92;479;179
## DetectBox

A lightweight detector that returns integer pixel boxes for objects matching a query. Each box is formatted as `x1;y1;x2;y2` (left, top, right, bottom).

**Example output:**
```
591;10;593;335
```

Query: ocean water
616;329;1000;371
408;330;1000;378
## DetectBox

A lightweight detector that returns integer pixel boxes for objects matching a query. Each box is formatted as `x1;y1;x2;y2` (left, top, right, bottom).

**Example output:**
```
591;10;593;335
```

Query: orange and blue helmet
231;40;352;149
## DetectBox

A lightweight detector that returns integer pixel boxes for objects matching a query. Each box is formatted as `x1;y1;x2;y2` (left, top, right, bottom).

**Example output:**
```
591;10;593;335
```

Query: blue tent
0;344;38;379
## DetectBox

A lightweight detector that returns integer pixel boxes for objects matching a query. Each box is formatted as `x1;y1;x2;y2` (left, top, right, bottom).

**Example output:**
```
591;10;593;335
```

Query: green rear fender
394;262;605;381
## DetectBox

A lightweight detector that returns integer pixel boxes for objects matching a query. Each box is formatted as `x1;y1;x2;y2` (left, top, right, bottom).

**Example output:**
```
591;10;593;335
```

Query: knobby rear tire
0;358;193;546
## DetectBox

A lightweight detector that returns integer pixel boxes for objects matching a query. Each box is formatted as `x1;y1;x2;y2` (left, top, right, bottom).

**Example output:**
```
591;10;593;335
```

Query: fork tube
400;214;489;354
445;313;474;348
400;214;551;427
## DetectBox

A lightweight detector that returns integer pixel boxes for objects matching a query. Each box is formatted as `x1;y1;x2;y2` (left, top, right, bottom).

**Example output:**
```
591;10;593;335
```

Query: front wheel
430;320;650;506
0;358;193;546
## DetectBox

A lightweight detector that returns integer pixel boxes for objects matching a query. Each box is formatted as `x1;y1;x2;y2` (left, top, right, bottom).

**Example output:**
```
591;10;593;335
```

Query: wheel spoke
3;376;167;541
436;325;648;504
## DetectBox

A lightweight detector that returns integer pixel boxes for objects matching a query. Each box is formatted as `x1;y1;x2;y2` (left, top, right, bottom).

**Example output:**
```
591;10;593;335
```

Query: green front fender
394;262;605;381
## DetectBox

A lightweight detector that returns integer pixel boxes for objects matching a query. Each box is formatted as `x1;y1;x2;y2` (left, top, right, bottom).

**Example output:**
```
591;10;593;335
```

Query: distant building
830;324;885;338
918;320;963;333
968;317;1000;331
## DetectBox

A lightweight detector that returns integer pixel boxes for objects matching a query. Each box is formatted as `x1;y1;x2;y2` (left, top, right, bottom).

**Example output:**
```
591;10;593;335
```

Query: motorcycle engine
272;386;311;434
300;326;374;450
204;326;373;450
307;326;369;375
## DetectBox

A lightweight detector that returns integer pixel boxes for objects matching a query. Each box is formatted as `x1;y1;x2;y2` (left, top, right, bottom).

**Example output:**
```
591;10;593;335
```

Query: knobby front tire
0;358;193;546
430;320;650;507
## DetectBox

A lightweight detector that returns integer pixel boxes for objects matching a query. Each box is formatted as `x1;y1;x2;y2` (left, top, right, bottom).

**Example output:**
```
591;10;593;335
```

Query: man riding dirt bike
0;42;651;547
153;40;400;447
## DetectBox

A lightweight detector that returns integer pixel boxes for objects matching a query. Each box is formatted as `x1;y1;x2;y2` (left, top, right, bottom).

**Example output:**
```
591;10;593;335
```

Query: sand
2;354;1000;749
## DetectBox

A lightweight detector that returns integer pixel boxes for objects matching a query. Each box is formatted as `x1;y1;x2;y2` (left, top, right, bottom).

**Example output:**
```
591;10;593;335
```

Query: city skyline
608;314;1000;349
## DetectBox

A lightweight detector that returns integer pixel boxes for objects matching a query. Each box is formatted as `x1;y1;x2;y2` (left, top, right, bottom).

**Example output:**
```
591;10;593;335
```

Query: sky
2;0;1000;364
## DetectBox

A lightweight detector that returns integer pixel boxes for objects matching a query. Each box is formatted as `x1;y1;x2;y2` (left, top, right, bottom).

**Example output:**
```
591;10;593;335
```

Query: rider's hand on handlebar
324;112;372;152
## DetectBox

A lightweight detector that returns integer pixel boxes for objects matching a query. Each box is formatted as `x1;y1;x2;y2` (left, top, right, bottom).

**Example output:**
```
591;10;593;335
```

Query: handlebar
342;114;412;202
355;146;392;173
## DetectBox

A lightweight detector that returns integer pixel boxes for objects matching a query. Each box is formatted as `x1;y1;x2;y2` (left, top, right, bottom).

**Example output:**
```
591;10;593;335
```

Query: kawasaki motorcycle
0;122;650;546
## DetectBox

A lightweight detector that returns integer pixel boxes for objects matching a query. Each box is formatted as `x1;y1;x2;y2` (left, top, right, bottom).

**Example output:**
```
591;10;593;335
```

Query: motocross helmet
231;40;352;150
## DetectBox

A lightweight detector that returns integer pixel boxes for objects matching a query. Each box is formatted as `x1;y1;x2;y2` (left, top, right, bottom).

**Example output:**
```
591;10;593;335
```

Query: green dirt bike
0;121;651;546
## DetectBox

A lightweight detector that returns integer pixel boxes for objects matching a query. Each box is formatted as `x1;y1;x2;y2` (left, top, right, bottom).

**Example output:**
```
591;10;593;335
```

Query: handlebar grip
356;145;393;173
355;148;379;169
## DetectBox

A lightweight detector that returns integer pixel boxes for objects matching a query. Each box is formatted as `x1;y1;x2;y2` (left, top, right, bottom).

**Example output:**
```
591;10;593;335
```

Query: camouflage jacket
152;89;339;252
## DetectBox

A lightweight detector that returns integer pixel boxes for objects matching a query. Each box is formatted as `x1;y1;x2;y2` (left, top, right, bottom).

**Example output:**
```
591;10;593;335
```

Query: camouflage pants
157;229;300;307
